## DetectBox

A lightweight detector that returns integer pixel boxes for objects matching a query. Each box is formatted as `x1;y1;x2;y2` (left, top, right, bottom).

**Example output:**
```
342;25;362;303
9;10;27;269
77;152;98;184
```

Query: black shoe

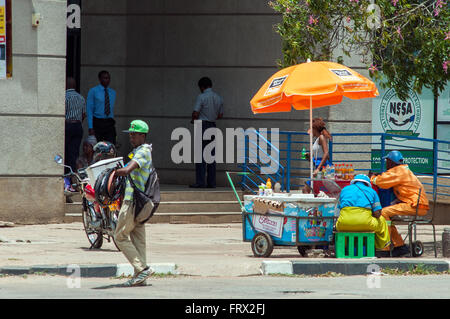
189;184;206;188
206;185;216;188
375;250;391;258
392;245;410;257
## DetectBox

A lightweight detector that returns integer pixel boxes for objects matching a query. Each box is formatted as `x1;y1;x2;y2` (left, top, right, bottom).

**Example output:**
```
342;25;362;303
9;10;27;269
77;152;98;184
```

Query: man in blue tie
87;70;117;145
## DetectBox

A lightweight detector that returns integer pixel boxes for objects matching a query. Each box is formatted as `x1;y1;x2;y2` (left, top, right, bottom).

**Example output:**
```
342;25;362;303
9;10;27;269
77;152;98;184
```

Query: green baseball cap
123;120;149;133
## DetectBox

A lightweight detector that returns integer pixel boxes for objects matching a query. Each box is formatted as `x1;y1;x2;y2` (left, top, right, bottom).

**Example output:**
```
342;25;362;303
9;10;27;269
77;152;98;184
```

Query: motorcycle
54;154;121;250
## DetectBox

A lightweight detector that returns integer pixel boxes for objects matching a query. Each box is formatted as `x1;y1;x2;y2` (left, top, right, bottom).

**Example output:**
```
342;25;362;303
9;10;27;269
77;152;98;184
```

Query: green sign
371;150;433;174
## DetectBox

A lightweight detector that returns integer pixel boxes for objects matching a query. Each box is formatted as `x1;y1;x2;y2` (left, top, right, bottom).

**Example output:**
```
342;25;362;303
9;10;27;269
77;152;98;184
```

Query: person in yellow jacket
336;174;390;251
370;150;429;257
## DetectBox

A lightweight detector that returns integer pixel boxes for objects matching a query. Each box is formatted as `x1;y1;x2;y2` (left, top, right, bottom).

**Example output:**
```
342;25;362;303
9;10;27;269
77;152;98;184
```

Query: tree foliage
269;0;449;100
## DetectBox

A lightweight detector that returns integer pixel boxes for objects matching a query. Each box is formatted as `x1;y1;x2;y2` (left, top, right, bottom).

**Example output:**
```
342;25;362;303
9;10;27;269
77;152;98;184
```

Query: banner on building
371;81;435;174
0;0;6;79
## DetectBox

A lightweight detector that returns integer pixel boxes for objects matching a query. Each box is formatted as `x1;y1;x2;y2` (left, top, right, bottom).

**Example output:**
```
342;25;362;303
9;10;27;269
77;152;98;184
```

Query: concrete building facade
79;0;372;186
1;0;372;223
0;0;67;224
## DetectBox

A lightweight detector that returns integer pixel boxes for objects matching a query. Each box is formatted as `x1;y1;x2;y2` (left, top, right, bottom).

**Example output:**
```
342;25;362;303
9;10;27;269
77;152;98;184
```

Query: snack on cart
226;172;339;258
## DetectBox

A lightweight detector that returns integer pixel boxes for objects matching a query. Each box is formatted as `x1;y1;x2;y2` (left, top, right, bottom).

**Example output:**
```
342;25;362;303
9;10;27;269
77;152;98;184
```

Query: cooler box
243;194;338;246
85;157;124;186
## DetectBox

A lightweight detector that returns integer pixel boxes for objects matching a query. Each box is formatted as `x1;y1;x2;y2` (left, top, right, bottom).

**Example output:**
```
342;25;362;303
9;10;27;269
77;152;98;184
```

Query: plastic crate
335;232;375;258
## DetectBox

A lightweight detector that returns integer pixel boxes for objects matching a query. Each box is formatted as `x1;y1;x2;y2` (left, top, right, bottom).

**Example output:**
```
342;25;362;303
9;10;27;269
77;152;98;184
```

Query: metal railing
240;130;450;202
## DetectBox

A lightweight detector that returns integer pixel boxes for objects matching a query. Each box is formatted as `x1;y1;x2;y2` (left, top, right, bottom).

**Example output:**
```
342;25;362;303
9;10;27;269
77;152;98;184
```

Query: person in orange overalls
370;151;429;257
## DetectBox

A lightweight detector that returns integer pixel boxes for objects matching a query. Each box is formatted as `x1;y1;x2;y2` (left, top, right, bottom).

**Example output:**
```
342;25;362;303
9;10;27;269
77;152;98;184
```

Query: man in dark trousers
190;77;224;188
87;70;117;145
64;77;86;177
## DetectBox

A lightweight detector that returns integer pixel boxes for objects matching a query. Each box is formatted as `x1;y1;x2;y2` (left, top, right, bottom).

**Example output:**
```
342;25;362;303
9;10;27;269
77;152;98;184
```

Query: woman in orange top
370;151;429;256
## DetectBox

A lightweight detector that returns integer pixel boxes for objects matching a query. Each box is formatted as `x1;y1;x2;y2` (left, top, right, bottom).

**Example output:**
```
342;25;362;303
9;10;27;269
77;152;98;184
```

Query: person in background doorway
87;70;117;145
302;117;332;193
65;77;86;187
189;77;224;189
336;174;390;252
370;150;429;257
76;135;97;170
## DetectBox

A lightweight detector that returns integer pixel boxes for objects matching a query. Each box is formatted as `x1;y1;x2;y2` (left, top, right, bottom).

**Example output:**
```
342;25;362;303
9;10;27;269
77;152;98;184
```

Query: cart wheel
297;246;308;257
412;241;424;257
251;232;274;258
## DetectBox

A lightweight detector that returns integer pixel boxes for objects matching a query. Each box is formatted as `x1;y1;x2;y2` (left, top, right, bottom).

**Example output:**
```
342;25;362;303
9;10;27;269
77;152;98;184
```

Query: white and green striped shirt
124;144;152;201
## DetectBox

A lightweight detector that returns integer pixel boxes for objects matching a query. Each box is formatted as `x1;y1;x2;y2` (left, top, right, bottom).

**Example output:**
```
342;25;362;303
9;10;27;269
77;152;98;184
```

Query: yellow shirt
371;164;429;209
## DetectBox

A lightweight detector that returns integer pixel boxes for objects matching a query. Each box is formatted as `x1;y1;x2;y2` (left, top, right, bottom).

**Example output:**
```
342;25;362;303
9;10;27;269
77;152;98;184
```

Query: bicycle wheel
81;199;103;249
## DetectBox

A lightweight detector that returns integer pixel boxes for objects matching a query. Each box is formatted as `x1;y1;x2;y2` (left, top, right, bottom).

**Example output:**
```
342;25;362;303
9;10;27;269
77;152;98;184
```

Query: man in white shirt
190;77;224;188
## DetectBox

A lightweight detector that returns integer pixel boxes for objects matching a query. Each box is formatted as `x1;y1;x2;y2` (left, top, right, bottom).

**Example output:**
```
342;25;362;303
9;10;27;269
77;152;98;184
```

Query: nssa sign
379;88;421;138
371;82;434;174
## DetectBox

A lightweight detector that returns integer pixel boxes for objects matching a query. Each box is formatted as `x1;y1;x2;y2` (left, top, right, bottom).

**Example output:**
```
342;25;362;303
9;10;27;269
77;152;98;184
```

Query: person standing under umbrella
303;117;332;193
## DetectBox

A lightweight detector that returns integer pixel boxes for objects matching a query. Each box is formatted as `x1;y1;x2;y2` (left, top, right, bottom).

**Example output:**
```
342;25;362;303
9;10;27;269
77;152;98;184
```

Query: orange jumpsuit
371;164;429;248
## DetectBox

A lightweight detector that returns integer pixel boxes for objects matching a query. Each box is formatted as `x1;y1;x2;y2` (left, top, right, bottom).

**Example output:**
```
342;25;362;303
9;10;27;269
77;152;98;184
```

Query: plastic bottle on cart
325;165;331;179
330;164;335;180
274;182;281;193
258;184;265;196
265;179;272;196
301;147;307;160
349;164;354;180
266;178;272;190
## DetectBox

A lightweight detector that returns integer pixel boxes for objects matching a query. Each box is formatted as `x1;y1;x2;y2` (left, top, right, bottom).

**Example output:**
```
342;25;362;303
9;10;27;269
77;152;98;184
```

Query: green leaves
270;0;450;99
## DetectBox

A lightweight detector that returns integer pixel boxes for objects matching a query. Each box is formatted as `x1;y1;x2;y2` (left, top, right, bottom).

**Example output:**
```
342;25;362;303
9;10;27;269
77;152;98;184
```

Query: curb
0;263;178;278
261;260;450;276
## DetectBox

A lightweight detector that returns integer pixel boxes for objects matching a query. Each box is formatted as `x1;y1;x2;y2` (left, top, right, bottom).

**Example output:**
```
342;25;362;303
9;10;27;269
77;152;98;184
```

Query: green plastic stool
335;232;375;258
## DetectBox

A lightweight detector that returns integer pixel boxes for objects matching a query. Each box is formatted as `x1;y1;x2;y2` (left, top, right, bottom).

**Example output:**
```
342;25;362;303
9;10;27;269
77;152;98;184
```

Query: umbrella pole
310;96;313;193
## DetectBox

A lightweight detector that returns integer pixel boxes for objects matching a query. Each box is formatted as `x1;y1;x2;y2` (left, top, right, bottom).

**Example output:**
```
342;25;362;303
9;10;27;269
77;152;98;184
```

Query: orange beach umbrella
250;60;379;184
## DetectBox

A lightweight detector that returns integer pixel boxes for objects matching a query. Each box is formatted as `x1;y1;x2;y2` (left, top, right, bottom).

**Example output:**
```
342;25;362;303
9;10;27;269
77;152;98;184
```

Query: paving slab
0;222;448;277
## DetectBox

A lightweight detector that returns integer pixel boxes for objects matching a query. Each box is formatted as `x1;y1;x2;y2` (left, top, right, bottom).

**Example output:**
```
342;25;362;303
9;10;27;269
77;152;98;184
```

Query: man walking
114;120;153;286
87;70;117;145
65;77;86;177
190;77;224;188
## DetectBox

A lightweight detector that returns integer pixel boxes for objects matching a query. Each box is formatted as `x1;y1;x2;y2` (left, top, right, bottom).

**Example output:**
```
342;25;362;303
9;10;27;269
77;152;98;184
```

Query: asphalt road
1;273;449;299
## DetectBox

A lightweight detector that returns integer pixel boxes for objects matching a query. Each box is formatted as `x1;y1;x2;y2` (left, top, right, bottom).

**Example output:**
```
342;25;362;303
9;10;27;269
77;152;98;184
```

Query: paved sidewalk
0;222;449;277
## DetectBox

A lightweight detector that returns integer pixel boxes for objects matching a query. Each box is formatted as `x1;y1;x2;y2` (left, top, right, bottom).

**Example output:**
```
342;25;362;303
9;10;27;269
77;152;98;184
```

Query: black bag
127;168;160;223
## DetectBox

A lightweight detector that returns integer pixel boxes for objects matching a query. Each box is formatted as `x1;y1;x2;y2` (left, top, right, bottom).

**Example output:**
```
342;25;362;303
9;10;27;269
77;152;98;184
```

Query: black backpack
128;167;160;223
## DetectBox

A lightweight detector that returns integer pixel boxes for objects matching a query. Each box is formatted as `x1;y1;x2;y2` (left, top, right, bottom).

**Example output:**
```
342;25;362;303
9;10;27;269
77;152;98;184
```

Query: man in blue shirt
336;174;390;252
87;70;117;145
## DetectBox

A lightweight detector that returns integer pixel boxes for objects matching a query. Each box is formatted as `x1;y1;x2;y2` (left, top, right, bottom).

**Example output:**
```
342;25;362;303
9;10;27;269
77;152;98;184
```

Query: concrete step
63;211;243;224
64;188;244;224
65;200;241;215
66;190;243;203
160;191;243;202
